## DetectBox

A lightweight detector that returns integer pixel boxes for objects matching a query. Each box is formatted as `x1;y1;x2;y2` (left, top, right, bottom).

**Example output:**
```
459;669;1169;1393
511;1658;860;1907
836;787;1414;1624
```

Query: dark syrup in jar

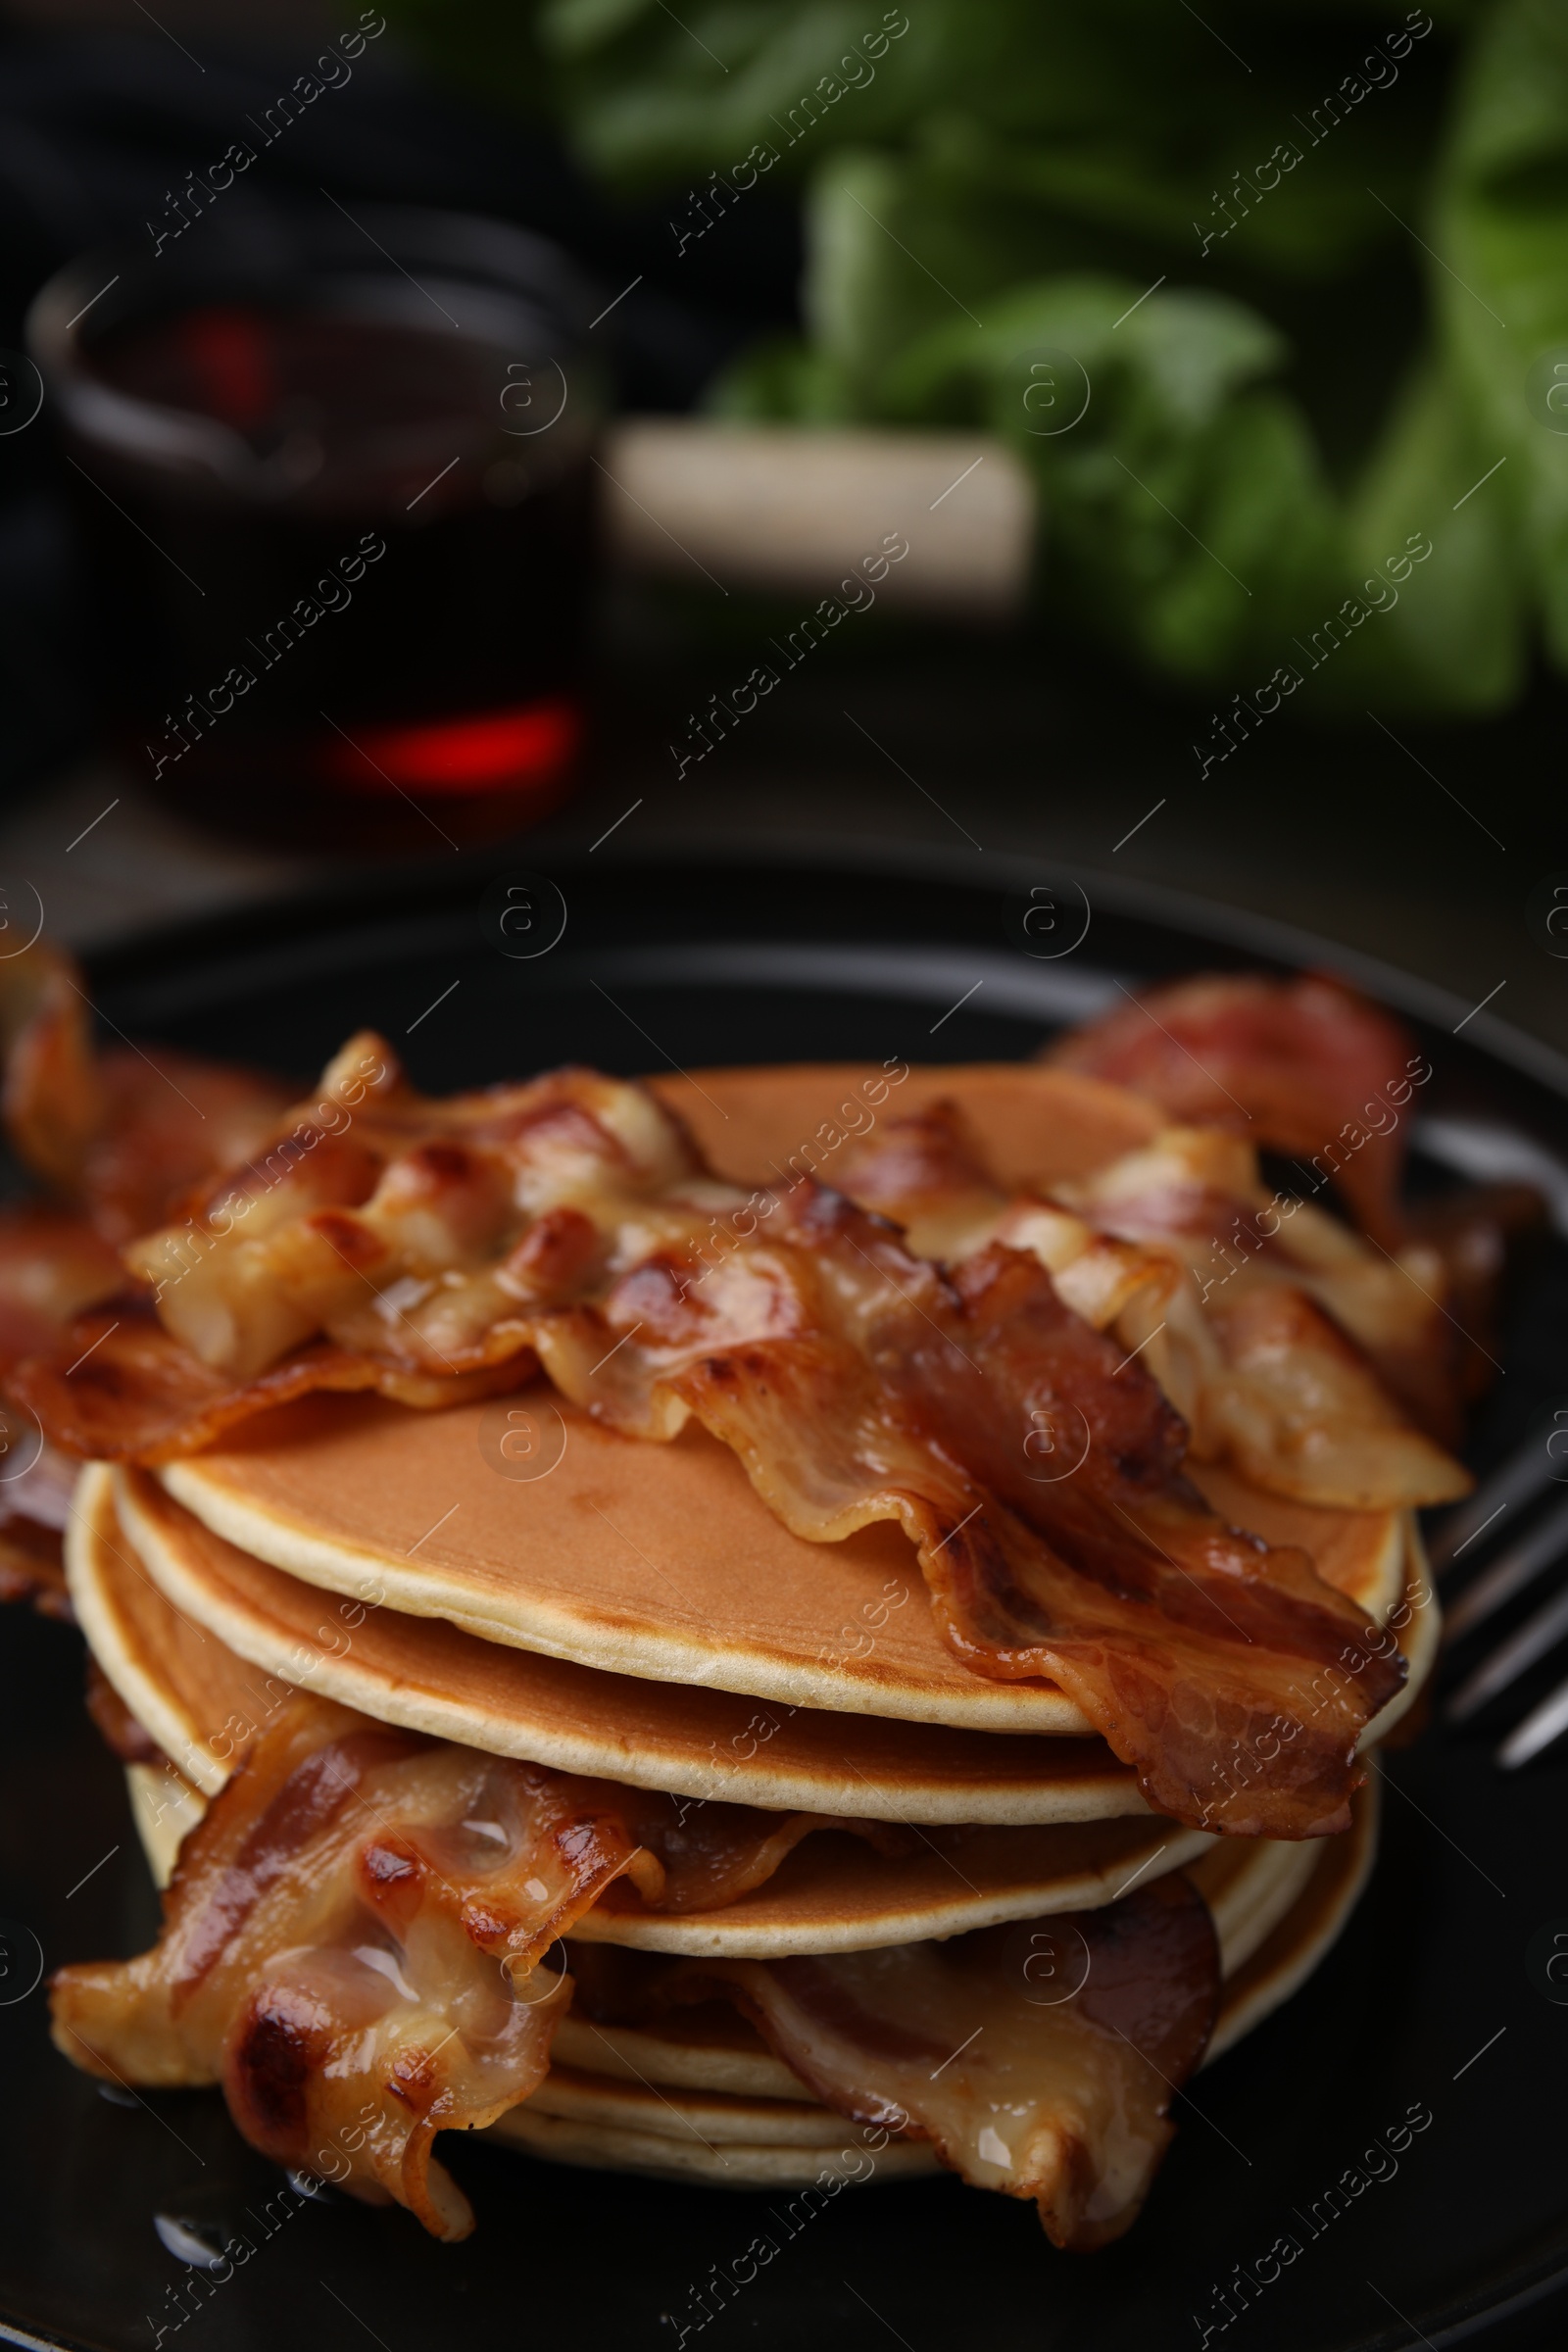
72;302;597;849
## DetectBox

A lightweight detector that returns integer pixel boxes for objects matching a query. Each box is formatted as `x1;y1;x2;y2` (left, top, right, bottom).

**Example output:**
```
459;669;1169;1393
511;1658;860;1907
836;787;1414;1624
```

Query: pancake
1205;1773;1381;2061
1370;1511;1439;1748
102;1464;1149;1826
74;1468;1228;1954
123;1758;205;1885
1184;1835;1320;1980
85;1448;1439;1835
485;1788;1379;2190
550;2003;808;2103
551;1830;1323;2102
646;1063;1163;1195
566;1821;1214;1956
486;2096;945;2189
155;1393;1412;1738
525;2065;884;2148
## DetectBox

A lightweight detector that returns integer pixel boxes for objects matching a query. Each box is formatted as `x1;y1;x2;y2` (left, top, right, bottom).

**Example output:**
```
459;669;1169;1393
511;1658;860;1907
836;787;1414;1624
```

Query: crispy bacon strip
1047;971;1422;1247
0;947;294;1610
52;1693;920;2234
86;1050;297;1246
838;1101;1173;1330
1055;1126;1475;1488
569;1191;1403;1835
569;1876;1219;2248
55;1697;1217;2246
54;1696;614;2236
0;1514;71;1616
0;1201;125;1612
1399;1183;1544;1434
0;941;104;1197
839;1107;1468;1509
13;1299;534;1464
1198;1286;1466;1508
0;1201;122;1364
0;939;293;1241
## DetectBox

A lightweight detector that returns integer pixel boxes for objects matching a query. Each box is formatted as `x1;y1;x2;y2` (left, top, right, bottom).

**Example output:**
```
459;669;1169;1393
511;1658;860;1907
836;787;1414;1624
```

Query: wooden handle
598;418;1036;618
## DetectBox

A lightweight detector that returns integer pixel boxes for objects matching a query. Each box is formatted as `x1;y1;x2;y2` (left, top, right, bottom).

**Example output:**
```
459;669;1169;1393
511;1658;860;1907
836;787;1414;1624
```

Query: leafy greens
389;0;1568;713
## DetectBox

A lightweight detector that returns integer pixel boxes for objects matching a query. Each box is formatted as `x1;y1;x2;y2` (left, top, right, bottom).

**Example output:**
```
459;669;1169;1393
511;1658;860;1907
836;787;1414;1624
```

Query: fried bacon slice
837;1098;1174;1330
568;1876;1220;2248
0;1201;122;1364
51;1692;922;2234
55;1695;587;2237
1054;1125;1479;1477
14;1299;532;1464
1047;971;1422;1247
834;1105;1469;1507
0;940;104;1198
0;943;290;1613
1400;1182;1544;1431
84;1048;297;1247
0;1202;126;1612
54;1695;1218;2247
13;1040;1412;1834
598;1193;1403;1834
0;1511;71;1616
0;939;293;1242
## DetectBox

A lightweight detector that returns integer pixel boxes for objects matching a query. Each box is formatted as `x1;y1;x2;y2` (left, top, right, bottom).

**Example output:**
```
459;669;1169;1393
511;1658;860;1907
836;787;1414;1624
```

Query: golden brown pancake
485;2096;945;2188
1185;1835;1320;1979
95;1465;1149;1826
566;1824;1211;1957
1206;1776;1381;2061
75;1471;1397;1965
556;1830;1321;2084
646;1063;1162;1193
74;1467;1233;1954
155;1395;1411;1737
485;1787;1379;2189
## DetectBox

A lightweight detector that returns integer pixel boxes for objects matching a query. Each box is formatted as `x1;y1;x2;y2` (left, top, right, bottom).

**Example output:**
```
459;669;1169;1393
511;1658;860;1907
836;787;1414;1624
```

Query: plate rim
76;833;1568;1109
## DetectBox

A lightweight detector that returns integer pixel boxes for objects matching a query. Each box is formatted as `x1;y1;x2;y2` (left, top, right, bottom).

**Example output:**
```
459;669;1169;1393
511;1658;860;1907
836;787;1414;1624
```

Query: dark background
0;0;1559;1063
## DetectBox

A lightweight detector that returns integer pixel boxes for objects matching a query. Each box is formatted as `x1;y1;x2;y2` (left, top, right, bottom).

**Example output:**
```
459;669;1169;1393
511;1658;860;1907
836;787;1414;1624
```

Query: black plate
4;845;1568;2352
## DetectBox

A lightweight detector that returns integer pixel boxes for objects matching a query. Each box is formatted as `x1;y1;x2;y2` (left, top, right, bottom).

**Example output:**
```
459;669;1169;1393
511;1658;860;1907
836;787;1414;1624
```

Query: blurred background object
598;421;1031;613
0;0;805;808
393;0;1568;719
0;0;1564;1062
31;203;602;847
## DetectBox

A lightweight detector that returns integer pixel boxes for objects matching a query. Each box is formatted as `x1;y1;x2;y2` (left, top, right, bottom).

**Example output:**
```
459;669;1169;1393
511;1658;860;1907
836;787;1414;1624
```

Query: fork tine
1446;1580;1568;1724
1497;1669;1568;1769
1427;1424;1566;1575
1442;1491;1568;1643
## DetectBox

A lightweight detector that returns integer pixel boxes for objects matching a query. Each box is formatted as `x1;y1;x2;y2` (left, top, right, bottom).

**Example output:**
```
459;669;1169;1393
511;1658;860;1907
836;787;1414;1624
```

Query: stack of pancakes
62;1063;1438;2216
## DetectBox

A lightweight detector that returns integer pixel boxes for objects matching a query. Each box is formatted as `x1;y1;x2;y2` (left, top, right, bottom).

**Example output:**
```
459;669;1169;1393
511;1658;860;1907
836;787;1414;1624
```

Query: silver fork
1435;1404;1568;1766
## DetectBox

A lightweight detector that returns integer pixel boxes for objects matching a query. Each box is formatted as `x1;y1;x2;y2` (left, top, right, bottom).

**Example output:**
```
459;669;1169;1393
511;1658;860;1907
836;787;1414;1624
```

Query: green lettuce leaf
383;0;1565;712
